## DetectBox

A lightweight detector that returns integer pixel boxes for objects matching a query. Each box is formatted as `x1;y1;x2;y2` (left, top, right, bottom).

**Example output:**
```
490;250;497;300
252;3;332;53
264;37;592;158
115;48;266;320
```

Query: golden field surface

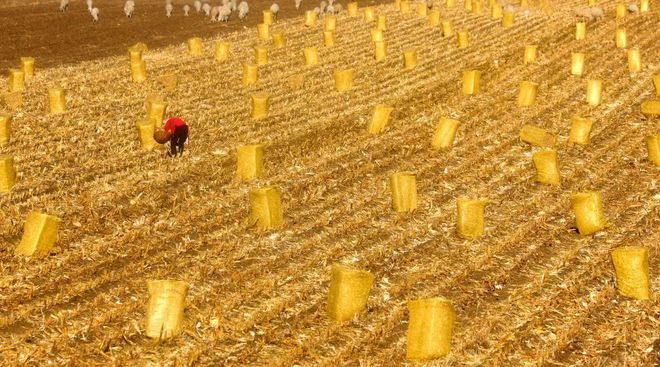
0;0;658;365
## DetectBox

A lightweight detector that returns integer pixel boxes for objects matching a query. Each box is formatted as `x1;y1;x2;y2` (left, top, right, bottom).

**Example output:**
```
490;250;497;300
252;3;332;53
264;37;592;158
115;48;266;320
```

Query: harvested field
0;0;658;365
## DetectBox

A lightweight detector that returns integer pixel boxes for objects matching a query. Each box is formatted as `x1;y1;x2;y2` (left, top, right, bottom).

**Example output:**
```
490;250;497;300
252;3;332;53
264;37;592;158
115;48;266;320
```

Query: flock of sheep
57;0;351;23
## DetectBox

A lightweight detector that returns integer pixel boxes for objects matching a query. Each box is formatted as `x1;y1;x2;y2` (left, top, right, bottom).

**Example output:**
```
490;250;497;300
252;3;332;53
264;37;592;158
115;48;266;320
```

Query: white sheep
219;4;232;20
334;3;342;13
211;5;220;20
238;1;249;19
295;0;303;10
575;6;604;21
230;0;238;11
86;0;93;13
270;3;280;18
91;7;100;21
124;1;135;17
320;1;327;13
325;4;334;13
194;0;202;12
314;6;321;14
166;3;174;16
59;0;70;12
184;4;191;15
202;3;212;16
628;4;638;13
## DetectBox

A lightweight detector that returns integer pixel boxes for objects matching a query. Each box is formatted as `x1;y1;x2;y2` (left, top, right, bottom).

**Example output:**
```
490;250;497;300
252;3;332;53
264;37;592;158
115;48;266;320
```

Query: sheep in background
270;2;280;18
59;0;70;12
202;2;212;16
295;0;303;10
166;2;174;16
575;6;604;21
230;0;238;12
628;4;638;13
86;0;93;13
91;7;100;21
238;1;249;19
334;3;342;12
326;3;334;13
184;4;191;15
219;4;232;20
313;6;321;14
124;1;135;17
320;1;327;13
211;5;220;20
194;0;202;12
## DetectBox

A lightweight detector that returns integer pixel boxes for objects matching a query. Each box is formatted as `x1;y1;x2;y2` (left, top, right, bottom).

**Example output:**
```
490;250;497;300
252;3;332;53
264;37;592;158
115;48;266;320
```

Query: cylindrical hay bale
364;7;375;22
325;15;337;31
519;124;556;147
502;11;514;27
215;41;230;62
517;81;539;106
243;63;258;86
145;280;188;339
533;150;560;185
15;211;61;258
568;116;593;145
586;79;602;106
615;3;626;18
654;75;660;97
611;247;650;300
8;69;25;93
327;264;375;321
523;45;537;65
377;14;387;30
615;28;627;48
640;0;649;12
251;93;270;120
442;21;454;37
588;0;596;5
249;187;284;229
491;3;503;18
304;10;317;27
464;0;472;11
21;57;35;78
0;156;16;193
400;0;411;13
48;88;66;114
371;28;384;42
403;50;418;70
406;298;455;361
254;46;268;66
457;198;487;239
395;0;401;10
0;114;11;146
131;60;147;83
304;47;320;66
571;191;606;235
136;119;158;150
390;172;417;212
575;22;586;40
374;41;387;61
571;52;585;76
627;48;641;73
257;23;271;41
471;0;483;14
368;104;394;133
272;32;286;48
462;70;480;95
428;10;441;25
432;117;459;149
446;0;456;7
128;48;143;63
324;31;336;47
236;144;264;181
187;37;204;56
263;10;274;25
641;100;660;117
148;100;168;125
647;135;660;166
457;31;469;48
334;69;354;92
520;0;528;7
348;1;359;16
416;2;427;17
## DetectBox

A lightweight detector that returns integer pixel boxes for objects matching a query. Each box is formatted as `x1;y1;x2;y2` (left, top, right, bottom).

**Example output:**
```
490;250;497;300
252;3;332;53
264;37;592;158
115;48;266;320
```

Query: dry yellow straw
324;31;336;47
446;0;456;7
130;41;148;53
611;247;650;300
3;92;23;110
288;74;305;90
518;81;539;106
325;15;337;31
145;280;188;339
647;135;660;166
0;155;16;193
471;0;483;14
272;32;286;48
215;41;230;62
374;41;387;61
335;69;354;92
491;3;503;18
243;63;258;86
0;113;11;146
401;0;411;13
640;0;649;12
395;0;401;10
254;46;268;66
533;150;560;185
21;57;35;78
571;52;585;76
464;0;472;11
348;1;359;17
406;297;455;361
403;50;418;70
327;264;375;321
568;116;593;145
390;172;417;212
627;48;641;73
368;104;394;133
304;10;317;26
519;124;556;147
257;23;271;41
364;7;375;22
575;22;586;40
442;21;453;37
588;0;596;5
236;144;264;181
462;70;480;95
426;11;439;26
417;2;427;17
48;88;66;114
249;187;283;229
136;119;157;150
655;75;660;96
263;9;274;25
371;28;384;42
571;191;606;235
502;11;514;27
148;100;168;126
304;47;320;66
251;93;270;120
8;69;25;93
615;3;626;18
615;28;627;48
457;197;488;239
377;14;387;30
156;73;178;92
523;45;537;65
187;37;203;56
586;79;602;106
15;211;61;258
457;31;469;48
641;100;660;117
432;117;459;149
130;60;147;83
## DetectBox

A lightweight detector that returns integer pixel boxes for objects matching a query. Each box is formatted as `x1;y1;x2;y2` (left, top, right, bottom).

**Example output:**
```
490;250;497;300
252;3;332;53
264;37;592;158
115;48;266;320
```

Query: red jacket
164;117;187;134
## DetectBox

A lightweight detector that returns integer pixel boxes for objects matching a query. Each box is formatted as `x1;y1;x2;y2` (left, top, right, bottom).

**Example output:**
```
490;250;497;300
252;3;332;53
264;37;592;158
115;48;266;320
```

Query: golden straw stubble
406;297;455;361
611;247;650;300
145;280;189;339
327;264;375;321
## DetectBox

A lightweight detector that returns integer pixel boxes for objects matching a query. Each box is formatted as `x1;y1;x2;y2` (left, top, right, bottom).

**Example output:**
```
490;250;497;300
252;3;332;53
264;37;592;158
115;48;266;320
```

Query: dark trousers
170;125;189;156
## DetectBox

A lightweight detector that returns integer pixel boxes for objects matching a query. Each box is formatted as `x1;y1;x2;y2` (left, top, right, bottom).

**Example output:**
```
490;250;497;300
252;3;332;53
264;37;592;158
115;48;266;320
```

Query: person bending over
155;117;189;157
